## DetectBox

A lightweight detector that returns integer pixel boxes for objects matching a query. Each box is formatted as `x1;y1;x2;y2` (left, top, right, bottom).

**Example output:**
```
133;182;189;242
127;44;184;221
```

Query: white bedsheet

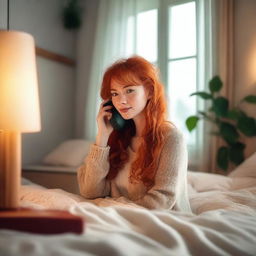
0;170;256;256
0;202;256;256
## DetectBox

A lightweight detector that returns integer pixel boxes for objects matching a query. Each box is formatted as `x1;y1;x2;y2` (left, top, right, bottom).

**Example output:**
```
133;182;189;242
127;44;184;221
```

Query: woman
78;56;191;212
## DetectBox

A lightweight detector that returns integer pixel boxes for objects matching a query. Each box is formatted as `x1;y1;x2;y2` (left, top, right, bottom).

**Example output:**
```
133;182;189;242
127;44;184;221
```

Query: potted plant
62;0;82;30
186;75;256;171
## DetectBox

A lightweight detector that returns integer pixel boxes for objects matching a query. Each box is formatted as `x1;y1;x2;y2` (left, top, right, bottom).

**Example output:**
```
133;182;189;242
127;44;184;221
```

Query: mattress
1;157;256;255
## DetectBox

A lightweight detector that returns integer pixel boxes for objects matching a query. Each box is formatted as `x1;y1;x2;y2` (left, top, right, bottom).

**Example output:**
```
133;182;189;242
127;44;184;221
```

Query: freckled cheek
111;96;118;107
111;98;118;108
126;95;134;103
127;94;140;103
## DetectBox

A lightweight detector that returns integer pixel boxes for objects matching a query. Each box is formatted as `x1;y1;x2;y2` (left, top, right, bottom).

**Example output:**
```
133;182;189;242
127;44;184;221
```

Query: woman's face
110;79;150;120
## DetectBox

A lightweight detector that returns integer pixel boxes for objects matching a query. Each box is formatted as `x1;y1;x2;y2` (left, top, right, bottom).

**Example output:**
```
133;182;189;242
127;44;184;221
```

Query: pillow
187;171;232;192
42;139;92;167
228;152;256;178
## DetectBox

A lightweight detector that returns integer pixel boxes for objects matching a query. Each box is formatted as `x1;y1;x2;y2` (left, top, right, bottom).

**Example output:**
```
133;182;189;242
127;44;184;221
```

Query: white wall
22;57;75;164
234;0;256;157
0;0;7;29
10;0;76;59
75;0;99;138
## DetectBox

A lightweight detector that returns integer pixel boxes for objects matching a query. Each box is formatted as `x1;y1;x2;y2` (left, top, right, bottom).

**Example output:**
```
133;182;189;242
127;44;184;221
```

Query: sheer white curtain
210;0;235;173
194;0;234;173
84;0;136;140
187;0;217;172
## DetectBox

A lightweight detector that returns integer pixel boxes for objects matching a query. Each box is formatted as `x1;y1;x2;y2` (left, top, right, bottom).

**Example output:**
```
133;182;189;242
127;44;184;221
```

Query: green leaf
229;142;245;165
237;116;256;136
220;122;239;144
227;109;241;121
212;97;229;117
209;76;223;93
190;92;213;99
242;95;256;104
186;116;199;132
217;146;229;171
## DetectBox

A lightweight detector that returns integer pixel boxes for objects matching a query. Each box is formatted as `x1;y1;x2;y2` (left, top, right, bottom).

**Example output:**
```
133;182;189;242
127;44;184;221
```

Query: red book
0;208;84;234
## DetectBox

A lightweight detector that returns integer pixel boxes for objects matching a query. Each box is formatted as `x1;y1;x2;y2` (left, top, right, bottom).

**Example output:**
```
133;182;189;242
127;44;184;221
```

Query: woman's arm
134;128;190;211
77;100;114;199
77;144;111;199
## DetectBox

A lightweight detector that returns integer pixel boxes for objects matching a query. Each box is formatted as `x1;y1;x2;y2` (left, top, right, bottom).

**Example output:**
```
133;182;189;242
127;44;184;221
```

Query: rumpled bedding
0;169;256;256
188;171;256;215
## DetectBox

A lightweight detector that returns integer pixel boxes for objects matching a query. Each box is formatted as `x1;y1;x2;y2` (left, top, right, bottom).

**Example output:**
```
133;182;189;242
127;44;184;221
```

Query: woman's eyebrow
110;85;134;91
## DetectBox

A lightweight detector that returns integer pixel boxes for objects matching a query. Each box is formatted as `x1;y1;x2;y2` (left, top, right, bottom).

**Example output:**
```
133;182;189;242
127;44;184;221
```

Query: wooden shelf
36;47;76;67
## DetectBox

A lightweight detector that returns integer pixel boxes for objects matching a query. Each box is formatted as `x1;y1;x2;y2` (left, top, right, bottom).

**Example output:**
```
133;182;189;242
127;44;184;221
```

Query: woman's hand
95;100;113;147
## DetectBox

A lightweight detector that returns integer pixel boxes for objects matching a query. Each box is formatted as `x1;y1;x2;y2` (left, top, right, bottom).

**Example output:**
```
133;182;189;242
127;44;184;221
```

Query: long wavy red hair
100;56;168;188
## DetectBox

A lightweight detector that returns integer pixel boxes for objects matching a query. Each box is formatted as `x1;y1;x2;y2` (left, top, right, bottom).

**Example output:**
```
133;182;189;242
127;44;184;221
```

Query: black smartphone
103;100;127;131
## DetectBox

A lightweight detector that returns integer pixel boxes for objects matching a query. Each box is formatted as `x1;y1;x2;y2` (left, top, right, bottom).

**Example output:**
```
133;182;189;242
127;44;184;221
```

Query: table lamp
0;30;84;235
0;30;41;209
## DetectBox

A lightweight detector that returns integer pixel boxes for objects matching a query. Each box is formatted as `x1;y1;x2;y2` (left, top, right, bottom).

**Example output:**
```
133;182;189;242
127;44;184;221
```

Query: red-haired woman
78;56;191;212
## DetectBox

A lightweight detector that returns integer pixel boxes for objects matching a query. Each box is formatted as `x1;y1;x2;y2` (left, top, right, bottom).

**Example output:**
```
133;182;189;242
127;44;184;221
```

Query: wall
22;57;75;164
234;0;256;157
75;0;99;138
0;0;7;29
9;0;76;59
0;0;77;164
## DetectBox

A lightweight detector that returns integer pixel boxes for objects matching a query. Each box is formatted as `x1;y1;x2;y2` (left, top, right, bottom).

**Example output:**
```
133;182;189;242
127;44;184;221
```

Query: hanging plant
185;75;256;171
62;0;82;30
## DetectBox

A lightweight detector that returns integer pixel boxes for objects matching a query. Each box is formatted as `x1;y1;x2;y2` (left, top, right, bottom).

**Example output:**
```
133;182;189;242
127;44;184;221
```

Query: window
167;1;197;147
137;9;158;63
125;1;159;63
124;0;210;167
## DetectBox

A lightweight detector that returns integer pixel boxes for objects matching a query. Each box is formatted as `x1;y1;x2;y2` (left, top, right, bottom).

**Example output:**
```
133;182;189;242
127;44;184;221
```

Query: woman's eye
111;92;118;97
126;89;134;94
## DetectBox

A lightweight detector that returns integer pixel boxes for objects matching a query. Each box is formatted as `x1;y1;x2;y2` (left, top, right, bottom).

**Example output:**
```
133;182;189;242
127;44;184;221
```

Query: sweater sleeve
77;144;111;199
134;128;189;210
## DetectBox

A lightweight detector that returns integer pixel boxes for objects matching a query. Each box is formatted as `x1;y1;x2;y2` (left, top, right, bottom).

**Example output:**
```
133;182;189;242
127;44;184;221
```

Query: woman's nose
118;94;127;104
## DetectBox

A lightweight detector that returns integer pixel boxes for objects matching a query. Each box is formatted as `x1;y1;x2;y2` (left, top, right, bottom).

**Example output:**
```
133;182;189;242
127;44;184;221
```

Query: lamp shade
0;30;41;132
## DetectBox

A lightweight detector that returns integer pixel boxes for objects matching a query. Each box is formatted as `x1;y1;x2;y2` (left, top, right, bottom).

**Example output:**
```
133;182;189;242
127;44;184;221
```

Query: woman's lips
119;107;132;113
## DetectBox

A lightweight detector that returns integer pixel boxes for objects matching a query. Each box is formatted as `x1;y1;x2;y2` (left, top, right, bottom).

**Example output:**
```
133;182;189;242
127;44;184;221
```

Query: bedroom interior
0;0;256;255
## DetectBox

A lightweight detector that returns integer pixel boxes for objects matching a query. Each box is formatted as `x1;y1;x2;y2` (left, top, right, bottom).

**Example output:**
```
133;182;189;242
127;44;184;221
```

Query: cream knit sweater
77;124;192;212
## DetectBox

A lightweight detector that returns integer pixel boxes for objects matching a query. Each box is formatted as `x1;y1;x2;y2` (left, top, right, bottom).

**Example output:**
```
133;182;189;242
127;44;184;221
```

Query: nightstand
0;208;84;234
22;165;79;194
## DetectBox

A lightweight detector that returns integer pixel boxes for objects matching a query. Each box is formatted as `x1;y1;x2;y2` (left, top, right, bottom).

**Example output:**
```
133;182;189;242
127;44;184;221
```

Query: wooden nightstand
22;165;79;194
0;208;84;234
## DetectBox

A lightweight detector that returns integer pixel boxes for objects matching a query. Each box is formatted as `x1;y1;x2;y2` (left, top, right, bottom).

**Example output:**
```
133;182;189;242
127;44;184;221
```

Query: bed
1;152;256;256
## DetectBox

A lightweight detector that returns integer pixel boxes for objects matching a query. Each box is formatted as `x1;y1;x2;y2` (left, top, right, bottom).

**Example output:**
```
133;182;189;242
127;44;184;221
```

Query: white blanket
0;169;256;256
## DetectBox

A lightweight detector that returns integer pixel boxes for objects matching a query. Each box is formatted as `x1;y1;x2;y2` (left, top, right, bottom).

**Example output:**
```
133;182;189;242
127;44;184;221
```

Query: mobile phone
103;100;127;130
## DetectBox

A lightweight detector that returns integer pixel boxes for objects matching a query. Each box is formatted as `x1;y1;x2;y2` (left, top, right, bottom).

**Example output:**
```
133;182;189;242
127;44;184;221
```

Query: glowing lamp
0;30;41;209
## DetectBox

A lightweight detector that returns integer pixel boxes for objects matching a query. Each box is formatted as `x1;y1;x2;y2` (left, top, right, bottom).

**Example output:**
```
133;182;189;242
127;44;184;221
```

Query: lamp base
0;130;21;209
0;208;84;234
